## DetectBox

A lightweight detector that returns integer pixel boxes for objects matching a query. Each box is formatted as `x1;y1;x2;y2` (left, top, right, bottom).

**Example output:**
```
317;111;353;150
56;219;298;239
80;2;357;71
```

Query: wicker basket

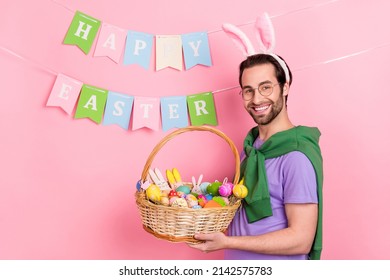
135;126;242;243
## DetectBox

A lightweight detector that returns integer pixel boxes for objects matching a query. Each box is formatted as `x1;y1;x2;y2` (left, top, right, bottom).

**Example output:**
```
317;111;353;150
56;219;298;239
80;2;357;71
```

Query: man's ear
282;83;289;96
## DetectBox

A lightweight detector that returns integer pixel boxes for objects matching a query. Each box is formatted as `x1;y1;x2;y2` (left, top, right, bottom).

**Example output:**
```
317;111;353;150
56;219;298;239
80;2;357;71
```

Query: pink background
1;0;389;260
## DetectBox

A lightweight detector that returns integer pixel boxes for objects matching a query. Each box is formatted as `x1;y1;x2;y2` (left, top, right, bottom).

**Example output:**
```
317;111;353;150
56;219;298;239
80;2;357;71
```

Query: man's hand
187;232;228;253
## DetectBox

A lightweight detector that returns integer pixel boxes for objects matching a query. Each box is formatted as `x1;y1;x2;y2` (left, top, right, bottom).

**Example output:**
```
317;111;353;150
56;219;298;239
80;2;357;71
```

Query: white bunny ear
255;12;276;53
222;23;256;57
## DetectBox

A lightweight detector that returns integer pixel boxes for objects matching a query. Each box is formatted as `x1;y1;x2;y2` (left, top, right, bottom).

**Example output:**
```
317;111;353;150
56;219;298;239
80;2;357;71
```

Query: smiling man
189;54;324;260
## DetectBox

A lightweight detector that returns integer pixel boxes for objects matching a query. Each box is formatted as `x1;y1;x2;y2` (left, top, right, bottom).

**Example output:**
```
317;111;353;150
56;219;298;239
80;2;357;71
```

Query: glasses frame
239;82;281;101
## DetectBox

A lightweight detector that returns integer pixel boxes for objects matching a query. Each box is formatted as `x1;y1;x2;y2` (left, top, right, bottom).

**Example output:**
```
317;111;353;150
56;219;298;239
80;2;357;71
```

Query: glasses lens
259;83;273;96
240;89;254;100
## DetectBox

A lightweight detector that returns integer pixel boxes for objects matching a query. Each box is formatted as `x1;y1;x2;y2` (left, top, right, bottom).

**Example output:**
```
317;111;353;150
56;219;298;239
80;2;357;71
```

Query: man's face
241;64;286;126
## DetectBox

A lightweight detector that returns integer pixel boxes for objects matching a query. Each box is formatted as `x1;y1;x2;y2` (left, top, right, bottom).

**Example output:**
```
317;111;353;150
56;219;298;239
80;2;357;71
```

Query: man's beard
249;93;284;126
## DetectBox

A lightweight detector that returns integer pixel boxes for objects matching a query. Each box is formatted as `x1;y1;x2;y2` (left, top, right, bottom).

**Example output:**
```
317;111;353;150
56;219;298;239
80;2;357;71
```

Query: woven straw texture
135;126;242;243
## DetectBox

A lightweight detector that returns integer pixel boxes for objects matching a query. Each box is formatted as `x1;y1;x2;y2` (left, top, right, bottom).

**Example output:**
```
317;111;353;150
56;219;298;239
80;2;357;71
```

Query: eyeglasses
239;82;281;100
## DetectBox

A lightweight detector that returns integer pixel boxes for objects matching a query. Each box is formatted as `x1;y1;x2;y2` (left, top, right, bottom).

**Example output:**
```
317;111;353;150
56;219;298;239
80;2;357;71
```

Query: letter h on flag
63;11;102;54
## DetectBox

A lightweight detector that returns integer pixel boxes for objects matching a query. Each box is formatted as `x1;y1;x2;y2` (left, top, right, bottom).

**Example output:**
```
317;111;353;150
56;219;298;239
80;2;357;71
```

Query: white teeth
254;105;270;111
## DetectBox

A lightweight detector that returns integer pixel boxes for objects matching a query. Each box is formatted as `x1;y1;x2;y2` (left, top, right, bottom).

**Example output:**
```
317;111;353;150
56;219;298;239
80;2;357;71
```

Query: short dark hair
238;54;293;88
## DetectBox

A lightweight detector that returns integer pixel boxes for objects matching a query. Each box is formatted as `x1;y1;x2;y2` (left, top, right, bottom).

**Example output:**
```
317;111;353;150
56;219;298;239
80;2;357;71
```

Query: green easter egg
207;182;222;196
190;192;199;198
212;196;227;207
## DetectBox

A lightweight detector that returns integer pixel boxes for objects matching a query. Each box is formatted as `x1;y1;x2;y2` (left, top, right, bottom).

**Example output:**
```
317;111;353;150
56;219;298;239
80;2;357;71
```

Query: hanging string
2;42;390;94
0;46;57;76
294;42;390;72
52;0;340;35
209;0;340;33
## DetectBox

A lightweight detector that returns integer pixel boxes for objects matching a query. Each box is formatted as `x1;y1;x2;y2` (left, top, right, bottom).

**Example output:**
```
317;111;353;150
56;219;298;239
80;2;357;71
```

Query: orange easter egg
203;200;222;208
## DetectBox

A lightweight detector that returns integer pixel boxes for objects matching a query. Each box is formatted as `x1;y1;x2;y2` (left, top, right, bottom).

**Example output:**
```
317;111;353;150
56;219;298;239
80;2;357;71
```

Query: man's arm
188;203;318;255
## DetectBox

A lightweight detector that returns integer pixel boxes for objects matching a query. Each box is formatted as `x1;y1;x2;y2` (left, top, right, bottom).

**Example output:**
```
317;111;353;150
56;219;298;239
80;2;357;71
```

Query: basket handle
141;126;241;184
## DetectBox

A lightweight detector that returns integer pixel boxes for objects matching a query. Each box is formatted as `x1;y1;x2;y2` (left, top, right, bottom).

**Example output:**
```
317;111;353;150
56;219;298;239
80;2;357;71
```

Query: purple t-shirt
225;137;318;260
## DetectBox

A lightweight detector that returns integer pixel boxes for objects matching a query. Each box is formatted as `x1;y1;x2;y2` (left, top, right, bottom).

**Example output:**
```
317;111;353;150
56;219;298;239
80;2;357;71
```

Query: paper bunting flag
46;74;83;115
155;35;183;71
94;23;127;63
181;32;212;70
123;31;153;70
160;96;189;131
74;85;108;124
102;91;134;130
63;11;101;54
187;92;217;126
132;97;160;131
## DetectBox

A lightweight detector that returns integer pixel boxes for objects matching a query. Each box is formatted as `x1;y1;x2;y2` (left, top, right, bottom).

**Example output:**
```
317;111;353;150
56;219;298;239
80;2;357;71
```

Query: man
189;54;323;260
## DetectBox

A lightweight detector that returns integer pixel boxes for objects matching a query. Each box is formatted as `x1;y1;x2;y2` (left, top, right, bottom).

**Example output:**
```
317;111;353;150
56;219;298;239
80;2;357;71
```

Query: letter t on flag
132;97;160;131
63;11;101;54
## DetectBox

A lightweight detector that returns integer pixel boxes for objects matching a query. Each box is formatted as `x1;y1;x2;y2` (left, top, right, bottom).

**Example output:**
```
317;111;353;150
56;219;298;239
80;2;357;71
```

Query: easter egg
233;184;248;199
160;196;169;206
186;194;198;207
205;194;213;201
169;196;178;205
207;182;222;196
190;192;199;198
171;197;188;208
198;198;206;208
146;184;161;202
192;205;202;209
176;185;191;194
212;196;227;207
204;200;222;208
187;199;198;208
161;190;170;197
197;194;207;201
218;184;232;197
199;182;210;194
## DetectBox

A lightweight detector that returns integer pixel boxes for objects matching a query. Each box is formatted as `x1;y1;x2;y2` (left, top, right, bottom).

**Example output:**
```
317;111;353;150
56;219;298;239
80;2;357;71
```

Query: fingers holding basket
187;232;229;253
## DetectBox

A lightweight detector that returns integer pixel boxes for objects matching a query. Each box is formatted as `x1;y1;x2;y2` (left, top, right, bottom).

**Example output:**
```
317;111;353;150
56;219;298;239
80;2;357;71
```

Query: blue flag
124;31;153;70
160;96;189;131
103;91;134;130
181;32;212;70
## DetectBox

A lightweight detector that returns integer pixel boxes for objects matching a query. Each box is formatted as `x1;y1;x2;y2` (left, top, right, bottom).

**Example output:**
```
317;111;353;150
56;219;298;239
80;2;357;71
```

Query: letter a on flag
74;85;108;124
94;23;127;63
187;92;217;126
63;11;101;54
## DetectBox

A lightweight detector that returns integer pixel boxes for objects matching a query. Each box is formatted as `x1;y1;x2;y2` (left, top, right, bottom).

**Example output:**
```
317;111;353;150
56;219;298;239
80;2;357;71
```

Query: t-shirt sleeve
282;151;318;204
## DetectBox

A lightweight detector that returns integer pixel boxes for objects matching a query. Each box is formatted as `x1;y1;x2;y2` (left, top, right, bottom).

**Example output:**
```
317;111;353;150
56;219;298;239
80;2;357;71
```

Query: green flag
187;92;217;126
63;11;101;54
74;85;108;124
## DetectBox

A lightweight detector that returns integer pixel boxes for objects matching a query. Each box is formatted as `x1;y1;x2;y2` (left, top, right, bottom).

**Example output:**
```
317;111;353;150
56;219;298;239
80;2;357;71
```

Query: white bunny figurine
148;168;171;191
191;174;203;194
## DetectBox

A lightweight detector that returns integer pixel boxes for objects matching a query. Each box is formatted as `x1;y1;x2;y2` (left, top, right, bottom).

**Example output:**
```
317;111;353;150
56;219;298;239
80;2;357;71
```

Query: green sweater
240;125;323;260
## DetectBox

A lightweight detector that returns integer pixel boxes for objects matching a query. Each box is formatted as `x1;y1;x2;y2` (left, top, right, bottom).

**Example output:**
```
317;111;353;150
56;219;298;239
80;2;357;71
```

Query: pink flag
46;73;83;115
93;23;127;63
132;97;160;131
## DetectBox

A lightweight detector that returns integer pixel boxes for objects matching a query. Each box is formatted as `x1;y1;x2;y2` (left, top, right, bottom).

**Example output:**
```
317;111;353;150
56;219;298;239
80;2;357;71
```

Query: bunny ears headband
222;12;290;83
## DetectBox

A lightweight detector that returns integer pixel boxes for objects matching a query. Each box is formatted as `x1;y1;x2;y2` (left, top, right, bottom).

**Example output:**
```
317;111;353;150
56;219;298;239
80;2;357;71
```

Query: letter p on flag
63;11;101;54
